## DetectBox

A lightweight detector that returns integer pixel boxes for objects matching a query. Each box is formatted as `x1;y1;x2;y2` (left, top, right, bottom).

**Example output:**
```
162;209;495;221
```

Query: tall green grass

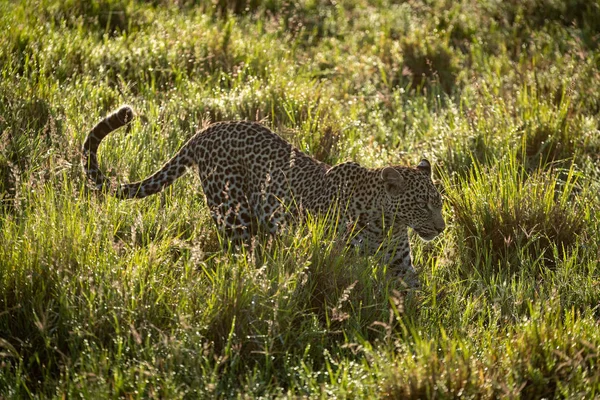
1;0;599;398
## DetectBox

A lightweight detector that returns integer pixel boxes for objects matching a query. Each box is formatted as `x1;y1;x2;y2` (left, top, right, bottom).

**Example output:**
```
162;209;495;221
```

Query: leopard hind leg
203;175;257;246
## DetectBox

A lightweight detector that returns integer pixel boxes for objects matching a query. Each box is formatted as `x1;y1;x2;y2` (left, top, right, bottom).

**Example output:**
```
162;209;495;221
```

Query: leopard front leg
381;230;420;287
357;226;420;288
385;241;420;288
386;242;415;275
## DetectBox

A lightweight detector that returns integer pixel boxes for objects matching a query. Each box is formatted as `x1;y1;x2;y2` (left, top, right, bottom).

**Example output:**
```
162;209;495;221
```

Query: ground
0;0;599;398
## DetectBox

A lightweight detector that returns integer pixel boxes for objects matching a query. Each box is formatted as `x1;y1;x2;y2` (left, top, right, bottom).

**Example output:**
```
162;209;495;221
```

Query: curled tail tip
114;105;135;124
82;105;135;192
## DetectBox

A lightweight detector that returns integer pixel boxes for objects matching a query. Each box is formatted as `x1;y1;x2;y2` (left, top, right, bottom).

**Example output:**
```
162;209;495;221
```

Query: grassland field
1;0;600;398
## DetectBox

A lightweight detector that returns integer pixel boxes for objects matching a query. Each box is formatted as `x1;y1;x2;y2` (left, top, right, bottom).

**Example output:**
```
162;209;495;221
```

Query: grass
1;0;599;398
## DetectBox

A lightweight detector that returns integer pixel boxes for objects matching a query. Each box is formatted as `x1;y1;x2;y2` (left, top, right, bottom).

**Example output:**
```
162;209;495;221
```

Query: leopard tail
82;105;195;199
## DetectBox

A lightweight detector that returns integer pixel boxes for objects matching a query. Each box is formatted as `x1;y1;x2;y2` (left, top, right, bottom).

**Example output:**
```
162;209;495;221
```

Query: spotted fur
83;105;445;280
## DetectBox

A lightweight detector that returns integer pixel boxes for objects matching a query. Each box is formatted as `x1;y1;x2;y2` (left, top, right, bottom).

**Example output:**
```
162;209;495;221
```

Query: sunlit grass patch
196;211;395;353
518;89;600;169
446;154;588;274
0;186;397;395
379;298;600;399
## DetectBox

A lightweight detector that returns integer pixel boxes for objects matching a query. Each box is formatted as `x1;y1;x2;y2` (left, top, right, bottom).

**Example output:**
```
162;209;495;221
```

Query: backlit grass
1;0;599;398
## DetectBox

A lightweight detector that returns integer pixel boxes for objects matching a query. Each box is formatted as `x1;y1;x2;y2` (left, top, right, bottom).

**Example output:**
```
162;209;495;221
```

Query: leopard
82;105;445;283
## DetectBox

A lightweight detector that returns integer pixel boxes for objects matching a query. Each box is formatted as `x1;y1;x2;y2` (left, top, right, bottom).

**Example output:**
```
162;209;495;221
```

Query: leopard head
380;159;445;241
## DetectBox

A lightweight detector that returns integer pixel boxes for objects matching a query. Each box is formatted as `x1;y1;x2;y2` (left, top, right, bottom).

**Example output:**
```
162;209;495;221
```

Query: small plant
210;0;277;15
446;153;587;273
398;31;460;94
43;0;133;35
311;125;341;164
519;100;599;170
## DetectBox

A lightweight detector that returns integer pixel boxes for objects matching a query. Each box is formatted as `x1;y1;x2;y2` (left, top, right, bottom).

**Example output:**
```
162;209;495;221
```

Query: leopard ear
416;159;431;176
381;167;404;196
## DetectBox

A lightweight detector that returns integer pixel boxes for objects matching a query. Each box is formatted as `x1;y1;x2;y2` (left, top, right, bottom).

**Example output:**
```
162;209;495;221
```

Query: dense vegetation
1;0;599;398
